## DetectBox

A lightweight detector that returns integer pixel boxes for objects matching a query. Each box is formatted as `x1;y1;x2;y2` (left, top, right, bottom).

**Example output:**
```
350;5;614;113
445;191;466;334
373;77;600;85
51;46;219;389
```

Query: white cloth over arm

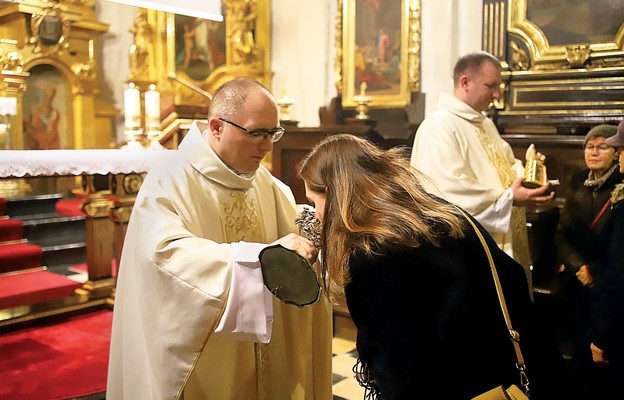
214;241;273;343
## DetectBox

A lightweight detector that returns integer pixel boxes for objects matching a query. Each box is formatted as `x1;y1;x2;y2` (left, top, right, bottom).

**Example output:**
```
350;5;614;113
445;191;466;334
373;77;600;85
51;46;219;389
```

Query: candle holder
277;90;295;122
122;128;144;150
146;129;163;149
353;82;372;120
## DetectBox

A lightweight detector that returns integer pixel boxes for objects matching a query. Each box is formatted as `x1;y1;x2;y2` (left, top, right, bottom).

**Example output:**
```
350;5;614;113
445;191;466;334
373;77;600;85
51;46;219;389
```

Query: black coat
591;188;624;373
556;166;623;274
345;212;575;399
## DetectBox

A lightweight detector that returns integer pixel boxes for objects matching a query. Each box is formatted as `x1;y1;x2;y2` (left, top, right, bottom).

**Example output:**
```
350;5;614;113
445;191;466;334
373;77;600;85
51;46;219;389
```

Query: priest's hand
272;233;319;264
511;177;554;207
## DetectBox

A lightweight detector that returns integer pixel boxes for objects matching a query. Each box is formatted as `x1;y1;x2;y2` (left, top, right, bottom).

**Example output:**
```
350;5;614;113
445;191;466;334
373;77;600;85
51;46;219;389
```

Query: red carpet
55;198;86;217
0;218;23;242
0;310;112;399
0;270;83;309
0;243;43;273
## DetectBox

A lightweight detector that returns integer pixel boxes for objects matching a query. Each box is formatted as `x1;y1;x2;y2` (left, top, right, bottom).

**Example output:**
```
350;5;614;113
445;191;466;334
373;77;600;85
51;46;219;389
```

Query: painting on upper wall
507;0;624;69
526;0;624;46
151;0;272;103
338;0;421;109
22;64;73;150
174;13;226;82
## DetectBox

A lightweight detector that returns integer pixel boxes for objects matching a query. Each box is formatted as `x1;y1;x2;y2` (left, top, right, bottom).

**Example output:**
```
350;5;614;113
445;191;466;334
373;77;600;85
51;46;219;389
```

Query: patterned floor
332;337;365;400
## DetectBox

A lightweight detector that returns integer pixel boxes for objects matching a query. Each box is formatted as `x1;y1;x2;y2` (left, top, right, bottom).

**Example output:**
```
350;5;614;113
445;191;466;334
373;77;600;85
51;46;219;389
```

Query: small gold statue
523;143;548;188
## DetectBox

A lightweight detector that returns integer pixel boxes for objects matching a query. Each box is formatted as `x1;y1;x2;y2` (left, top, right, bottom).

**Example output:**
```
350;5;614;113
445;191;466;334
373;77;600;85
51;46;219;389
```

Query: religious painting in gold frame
508;0;624;70
173;14;226;82
159;0;272;102
337;0;421;109
22;64;73;150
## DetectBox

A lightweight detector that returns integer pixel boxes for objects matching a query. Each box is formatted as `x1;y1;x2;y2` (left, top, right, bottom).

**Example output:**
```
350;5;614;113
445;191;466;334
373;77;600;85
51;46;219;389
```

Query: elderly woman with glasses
554;123;622;398
582;120;624;391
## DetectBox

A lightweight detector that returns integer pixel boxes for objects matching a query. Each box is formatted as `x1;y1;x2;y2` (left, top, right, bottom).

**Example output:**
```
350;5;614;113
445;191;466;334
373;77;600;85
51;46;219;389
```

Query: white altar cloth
0;149;173;178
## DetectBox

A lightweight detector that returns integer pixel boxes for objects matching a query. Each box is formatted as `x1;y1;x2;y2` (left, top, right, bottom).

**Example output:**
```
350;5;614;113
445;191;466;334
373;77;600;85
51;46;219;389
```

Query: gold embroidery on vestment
475;126;513;187
221;191;263;242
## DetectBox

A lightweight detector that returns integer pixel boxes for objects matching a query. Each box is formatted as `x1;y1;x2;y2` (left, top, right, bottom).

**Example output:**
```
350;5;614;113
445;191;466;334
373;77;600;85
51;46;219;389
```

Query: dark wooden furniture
271;125;371;204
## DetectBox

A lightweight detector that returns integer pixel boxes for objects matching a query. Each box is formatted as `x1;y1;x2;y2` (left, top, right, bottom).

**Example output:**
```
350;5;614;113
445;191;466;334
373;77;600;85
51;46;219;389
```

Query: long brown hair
298;134;465;296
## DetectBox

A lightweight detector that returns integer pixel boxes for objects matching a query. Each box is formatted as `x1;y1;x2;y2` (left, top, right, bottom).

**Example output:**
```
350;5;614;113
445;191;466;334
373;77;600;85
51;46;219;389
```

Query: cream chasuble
107;121;332;400
410;93;532;287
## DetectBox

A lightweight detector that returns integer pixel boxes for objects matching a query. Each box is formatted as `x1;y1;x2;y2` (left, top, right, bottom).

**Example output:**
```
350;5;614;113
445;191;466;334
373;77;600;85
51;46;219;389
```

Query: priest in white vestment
107;78;332;400
410;52;554;291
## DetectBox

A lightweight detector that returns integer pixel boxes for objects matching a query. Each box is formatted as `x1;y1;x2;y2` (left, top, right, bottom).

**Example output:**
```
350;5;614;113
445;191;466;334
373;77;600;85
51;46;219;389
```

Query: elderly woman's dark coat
556;165;623;275
345;212;575;400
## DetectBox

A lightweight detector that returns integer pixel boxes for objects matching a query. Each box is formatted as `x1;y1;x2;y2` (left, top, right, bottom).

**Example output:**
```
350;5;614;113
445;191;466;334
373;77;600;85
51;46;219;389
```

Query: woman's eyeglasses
584;144;612;153
219;117;285;142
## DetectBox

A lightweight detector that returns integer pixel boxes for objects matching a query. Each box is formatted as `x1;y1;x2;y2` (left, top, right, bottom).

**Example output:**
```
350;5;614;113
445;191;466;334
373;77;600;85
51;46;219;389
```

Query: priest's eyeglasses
584;144;612;153
219;117;285;142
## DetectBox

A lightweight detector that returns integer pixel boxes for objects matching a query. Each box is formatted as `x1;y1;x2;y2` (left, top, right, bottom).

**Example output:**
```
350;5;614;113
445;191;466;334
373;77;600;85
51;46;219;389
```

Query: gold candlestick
277;89;295;122
353;82;372;120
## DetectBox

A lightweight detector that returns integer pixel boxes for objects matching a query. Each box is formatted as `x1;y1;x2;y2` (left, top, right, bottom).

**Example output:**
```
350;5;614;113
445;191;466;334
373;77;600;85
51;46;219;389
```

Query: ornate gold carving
122;174;143;195
74;39;96;80
333;1;343;93
510;40;529;71
29;4;71;55
0;47;24;73
407;0;421;92
83;198;114;218
129;9;153;80
228;0;258;65
508;0;624;70
565;45;591;69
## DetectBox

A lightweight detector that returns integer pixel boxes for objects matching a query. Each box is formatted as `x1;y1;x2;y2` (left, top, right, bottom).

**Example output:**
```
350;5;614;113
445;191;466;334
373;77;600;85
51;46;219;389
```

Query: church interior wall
93;0;484;141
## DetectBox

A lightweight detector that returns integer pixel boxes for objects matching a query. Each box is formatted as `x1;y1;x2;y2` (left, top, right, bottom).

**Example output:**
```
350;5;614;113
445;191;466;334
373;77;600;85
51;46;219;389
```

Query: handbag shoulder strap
457;208;530;395
590;197;611;229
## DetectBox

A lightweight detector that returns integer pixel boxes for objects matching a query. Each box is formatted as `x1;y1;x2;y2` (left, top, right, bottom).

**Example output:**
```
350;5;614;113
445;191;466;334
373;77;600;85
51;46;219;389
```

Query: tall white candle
124;82;141;129
144;84;160;131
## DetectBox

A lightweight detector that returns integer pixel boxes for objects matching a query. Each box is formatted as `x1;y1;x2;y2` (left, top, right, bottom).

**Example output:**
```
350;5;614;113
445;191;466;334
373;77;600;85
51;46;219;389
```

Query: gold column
0;38;28;149
107;172;143;305
80;175;116;299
